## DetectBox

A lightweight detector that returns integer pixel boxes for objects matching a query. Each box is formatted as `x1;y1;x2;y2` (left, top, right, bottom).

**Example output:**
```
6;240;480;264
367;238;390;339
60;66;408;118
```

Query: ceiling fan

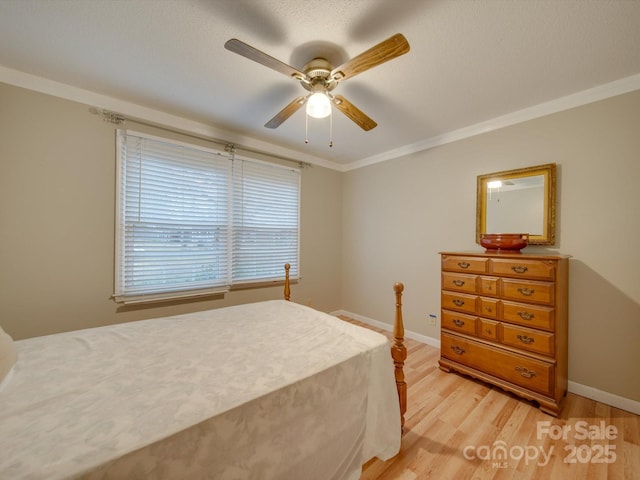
224;34;410;132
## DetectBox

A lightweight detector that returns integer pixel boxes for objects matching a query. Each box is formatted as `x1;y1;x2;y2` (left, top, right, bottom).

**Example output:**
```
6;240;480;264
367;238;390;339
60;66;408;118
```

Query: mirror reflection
486;174;545;234
477;164;556;245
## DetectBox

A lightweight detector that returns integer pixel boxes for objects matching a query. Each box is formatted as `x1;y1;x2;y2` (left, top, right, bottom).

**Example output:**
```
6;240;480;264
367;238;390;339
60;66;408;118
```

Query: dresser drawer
502;301;554;331
442;272;477;293
501;279;555;305
478;276;499;297
502;323;555;357
442;310;477;335
442;255;488;274
441;333;553;396
478;318;499;341
479;297;499;319
441;291;477;315
490;258;556;280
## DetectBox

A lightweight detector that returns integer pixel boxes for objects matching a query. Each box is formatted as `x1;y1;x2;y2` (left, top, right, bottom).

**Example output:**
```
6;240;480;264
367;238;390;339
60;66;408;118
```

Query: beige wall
342;90;640;403
0;82;343;339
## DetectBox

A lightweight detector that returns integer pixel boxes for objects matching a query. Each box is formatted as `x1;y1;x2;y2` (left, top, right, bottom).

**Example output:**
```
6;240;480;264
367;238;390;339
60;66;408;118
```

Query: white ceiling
1;0;640;171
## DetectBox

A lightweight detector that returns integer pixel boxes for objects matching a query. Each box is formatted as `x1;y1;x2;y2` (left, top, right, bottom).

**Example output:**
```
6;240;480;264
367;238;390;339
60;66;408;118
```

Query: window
114;130;300;304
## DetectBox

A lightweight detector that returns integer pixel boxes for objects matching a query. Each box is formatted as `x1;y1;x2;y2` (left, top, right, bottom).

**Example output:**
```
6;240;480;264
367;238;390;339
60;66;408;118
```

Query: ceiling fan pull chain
305;112;309;144
329;110;333;147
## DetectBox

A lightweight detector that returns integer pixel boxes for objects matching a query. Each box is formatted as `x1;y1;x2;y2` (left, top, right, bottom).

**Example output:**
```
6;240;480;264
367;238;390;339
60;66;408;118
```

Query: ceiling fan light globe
306;93;331;118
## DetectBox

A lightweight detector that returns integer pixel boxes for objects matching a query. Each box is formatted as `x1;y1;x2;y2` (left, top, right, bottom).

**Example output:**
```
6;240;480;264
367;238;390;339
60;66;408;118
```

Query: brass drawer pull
458;261;470;269
453;319;465;327
518;287;535;296
517;311;534;320
453;280;465;286
517;335;535;344
453;299;465;307
512;266;528;274
451;345;466;355
515;366;537;379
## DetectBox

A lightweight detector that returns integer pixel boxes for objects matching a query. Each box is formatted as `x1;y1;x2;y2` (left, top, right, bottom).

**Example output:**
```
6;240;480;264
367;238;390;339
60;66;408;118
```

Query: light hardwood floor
340;317;640;480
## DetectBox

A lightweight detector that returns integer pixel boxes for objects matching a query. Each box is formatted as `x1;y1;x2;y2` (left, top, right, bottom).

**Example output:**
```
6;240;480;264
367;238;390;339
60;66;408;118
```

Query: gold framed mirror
476;163;556;245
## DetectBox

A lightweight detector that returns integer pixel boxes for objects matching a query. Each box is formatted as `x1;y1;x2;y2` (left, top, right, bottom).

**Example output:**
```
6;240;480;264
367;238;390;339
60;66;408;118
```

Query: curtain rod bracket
89;107;125;125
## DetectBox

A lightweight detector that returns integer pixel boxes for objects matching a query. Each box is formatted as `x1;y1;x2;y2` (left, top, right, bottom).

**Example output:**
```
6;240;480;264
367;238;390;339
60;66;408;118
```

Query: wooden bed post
392;282;407;431
284;263;291;301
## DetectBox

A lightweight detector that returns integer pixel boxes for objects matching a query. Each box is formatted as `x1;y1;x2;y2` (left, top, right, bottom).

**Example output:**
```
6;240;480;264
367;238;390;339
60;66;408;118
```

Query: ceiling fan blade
224;39;306;80
265;96;307;129
330;33;410;82
331;95;377;131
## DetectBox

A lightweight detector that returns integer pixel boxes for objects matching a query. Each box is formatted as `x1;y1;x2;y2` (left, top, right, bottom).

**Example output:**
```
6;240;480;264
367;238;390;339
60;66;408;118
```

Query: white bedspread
0;300;400;479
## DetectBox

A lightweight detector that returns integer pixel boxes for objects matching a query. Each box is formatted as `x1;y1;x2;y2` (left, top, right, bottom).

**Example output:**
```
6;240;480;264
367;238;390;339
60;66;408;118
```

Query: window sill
112;286;230;305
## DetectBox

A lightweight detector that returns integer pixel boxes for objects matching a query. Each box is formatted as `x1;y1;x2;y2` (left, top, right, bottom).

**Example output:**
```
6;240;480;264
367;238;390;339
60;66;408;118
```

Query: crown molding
3;65;639;173
342;73;640;172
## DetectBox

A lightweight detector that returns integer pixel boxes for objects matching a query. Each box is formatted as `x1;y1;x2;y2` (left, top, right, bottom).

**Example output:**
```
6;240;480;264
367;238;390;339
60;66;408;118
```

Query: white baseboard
332;310;440;348
567;381;640;415
333;309;640;416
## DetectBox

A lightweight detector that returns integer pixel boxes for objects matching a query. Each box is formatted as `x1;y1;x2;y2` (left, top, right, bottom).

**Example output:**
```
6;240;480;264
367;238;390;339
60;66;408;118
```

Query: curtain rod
89;107;311;169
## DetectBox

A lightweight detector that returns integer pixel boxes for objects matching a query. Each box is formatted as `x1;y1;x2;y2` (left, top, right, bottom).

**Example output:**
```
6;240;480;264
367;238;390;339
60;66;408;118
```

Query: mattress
0;300;400;479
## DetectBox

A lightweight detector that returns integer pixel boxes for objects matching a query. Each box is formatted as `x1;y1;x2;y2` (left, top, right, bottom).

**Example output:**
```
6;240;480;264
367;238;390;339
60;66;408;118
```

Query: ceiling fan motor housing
302;58;337;93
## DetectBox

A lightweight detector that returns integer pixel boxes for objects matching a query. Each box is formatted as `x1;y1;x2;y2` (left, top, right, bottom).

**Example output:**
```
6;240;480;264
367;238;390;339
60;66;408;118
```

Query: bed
0;266;406;480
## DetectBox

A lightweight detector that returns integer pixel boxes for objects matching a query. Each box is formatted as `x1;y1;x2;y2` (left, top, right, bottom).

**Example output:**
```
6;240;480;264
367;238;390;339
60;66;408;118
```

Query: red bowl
480;233;529;252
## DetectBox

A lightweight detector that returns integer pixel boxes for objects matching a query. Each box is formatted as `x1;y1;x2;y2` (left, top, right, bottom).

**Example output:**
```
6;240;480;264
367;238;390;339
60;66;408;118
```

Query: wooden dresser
438;251;570;416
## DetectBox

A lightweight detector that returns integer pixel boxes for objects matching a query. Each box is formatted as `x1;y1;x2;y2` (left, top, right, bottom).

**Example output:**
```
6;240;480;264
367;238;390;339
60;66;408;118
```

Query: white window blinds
114;130;300;304
231;159;300;283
